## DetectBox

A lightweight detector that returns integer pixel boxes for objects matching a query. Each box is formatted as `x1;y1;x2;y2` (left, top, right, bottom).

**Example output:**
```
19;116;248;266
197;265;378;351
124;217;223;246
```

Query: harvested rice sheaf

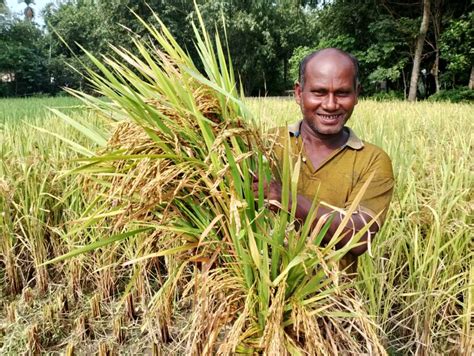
92;87;262;229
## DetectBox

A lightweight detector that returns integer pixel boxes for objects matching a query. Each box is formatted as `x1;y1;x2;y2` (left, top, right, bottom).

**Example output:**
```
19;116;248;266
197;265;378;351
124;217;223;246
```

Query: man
255;48;394;272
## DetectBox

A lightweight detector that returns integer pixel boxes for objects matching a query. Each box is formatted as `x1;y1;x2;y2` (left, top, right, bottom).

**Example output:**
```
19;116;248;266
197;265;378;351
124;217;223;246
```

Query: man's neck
300;121;349;150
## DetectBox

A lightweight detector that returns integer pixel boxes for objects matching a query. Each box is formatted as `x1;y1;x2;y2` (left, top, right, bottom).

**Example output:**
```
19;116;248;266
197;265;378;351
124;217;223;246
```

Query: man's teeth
320;114;341;120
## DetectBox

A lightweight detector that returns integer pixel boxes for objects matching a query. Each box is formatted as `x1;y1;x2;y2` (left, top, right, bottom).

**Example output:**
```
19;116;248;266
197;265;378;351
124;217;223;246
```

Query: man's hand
252;177;283;208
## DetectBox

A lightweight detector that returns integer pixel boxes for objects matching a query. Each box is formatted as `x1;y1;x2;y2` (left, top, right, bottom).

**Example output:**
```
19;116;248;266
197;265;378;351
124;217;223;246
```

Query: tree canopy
0;0;472;99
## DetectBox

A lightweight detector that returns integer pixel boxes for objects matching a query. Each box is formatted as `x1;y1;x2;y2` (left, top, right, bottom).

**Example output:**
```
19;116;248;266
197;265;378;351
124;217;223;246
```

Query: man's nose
322;93;338;111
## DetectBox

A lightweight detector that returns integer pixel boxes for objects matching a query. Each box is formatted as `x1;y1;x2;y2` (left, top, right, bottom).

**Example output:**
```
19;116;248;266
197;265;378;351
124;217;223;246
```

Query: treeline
0;0;472;100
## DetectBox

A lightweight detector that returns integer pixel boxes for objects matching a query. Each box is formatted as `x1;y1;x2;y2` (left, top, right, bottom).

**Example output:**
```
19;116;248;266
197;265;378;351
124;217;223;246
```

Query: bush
428;87;474;103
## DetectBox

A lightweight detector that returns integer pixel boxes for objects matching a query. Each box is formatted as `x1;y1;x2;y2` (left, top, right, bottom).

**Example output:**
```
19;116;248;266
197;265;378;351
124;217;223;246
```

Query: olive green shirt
271;121;394;272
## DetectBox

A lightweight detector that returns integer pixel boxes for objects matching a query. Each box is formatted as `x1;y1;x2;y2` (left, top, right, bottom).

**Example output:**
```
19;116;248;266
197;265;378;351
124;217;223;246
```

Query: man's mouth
317;113;344;124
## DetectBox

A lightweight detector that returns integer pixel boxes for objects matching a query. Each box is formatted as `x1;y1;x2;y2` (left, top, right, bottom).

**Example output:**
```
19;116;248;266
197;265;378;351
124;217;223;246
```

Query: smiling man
256;48;394;273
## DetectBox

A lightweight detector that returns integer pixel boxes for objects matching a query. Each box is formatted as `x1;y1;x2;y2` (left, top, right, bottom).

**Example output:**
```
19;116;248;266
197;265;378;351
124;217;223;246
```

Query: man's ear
355;83;361;104
294;82;302;105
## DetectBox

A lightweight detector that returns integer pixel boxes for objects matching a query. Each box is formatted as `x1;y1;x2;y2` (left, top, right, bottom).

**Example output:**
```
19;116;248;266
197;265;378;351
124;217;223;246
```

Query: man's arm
254;147;394;256
291;193;379;256
252;180;378;256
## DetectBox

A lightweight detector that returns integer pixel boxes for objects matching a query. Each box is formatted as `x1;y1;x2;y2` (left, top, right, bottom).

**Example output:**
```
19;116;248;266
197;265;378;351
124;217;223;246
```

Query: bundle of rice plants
47;4;386;354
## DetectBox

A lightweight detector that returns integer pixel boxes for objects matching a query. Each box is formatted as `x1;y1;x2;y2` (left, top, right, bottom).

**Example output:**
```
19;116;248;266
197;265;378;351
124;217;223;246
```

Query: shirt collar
345;127;364;150
288;120;364;150
288;121;302;137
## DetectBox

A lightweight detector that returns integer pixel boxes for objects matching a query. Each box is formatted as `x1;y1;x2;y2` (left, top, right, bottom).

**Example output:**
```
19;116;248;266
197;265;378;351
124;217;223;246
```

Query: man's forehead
307;51;354;70
304;53;356;85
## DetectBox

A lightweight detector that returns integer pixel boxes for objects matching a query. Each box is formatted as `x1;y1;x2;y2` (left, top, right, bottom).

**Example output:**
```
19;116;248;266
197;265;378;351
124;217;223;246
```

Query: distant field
0;97;472;353
0;96;83;124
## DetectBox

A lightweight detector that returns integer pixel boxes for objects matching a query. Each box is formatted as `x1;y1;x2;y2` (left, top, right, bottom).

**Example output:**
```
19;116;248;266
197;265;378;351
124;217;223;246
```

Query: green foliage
100;0;196;50
197;0;315;95
427;86;474;103
288;35;353;82
288;45;311;84
288;1;472;96
43;1;110;55
0;19;50;96
363;16;415;85
0;0;8;15
367;63;407;84
42;1;112;92
40;0;319;96
439;12;474;87
0;0;472;97
288;3;407;95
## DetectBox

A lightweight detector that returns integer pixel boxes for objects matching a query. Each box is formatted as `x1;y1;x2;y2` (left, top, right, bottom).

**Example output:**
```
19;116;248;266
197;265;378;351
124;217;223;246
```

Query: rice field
0;95;472;354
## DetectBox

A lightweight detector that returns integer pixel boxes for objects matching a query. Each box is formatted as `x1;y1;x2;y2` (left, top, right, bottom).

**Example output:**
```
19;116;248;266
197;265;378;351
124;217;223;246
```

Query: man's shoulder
340;127;394;180
353;139;394;180
358;140;392;163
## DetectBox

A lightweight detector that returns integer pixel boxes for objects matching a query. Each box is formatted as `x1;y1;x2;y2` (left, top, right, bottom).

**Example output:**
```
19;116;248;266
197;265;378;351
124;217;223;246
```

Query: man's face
295;54;359;136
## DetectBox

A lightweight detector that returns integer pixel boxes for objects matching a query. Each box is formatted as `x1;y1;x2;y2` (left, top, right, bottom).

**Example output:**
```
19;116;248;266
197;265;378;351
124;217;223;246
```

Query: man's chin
303;119;346;137
316;125;345;136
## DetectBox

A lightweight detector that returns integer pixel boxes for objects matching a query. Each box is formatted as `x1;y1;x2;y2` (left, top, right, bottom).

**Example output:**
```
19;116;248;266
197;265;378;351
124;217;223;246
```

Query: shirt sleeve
344;148;394;226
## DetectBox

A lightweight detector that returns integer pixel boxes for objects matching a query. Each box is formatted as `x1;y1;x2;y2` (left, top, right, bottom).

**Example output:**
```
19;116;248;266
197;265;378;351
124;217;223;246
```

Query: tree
207;1;281;94
44;0;111;92
288;0;404;95
288;0;470;99
408;0;430;101
196;0;316;95
18;0;35;21
44;0;199;93
272;2;316;88
4;0;470;97
439;12;474;89
0;19;49;96
98;0;197;65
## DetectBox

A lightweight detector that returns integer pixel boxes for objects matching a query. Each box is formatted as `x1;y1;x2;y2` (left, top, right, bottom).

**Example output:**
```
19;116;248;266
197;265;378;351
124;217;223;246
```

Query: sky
5;0;58;26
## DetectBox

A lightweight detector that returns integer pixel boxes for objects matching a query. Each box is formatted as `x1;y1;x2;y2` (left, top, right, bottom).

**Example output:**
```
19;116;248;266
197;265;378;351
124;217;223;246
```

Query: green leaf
42;227;153;266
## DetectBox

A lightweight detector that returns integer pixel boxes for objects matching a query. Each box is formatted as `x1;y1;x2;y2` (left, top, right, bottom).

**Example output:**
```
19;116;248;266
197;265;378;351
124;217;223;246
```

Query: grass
0;96;82;125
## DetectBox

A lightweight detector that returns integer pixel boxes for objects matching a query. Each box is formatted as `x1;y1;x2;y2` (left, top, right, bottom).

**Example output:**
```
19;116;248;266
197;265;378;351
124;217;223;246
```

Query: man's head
298;48;360;90
295;48;360;136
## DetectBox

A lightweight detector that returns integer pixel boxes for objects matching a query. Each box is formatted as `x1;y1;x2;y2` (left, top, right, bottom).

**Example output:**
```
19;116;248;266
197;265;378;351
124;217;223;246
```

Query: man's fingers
252;179;269;197
252;181;261;195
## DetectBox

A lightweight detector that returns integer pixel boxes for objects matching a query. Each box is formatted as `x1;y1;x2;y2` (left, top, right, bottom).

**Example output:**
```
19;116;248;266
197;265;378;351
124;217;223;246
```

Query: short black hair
298;48;360;89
